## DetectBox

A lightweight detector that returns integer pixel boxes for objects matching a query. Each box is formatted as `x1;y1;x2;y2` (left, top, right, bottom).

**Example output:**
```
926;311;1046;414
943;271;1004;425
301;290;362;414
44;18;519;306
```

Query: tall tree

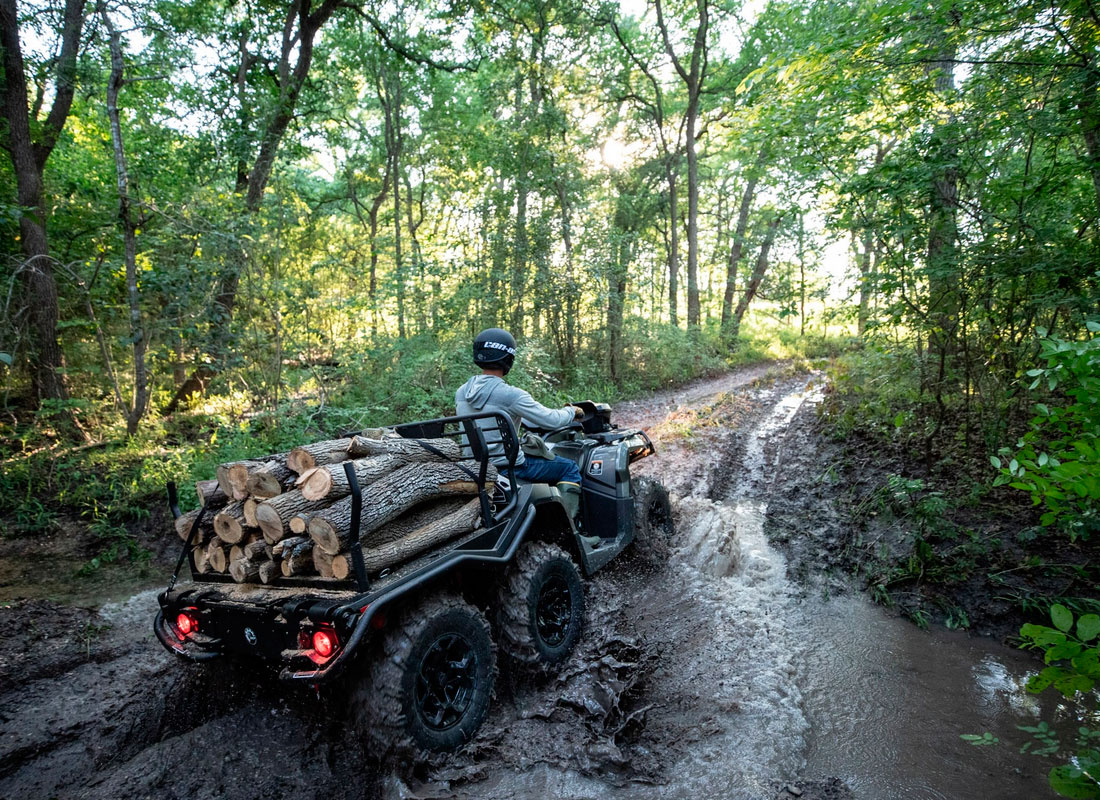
0;0;85;411
165;0;345;413
655;0;710;329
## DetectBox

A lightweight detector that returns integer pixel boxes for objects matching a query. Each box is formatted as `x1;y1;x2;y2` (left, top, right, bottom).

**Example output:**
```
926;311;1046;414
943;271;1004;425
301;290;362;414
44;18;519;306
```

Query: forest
1;0;1099;794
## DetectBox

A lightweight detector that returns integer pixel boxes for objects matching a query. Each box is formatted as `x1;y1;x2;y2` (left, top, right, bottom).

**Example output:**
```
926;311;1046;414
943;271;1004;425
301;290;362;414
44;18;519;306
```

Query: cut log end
214;507;246;544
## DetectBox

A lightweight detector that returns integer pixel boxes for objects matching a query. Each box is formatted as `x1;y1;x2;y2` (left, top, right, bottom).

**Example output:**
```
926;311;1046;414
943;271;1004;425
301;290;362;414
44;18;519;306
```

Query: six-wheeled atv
154;403;672;753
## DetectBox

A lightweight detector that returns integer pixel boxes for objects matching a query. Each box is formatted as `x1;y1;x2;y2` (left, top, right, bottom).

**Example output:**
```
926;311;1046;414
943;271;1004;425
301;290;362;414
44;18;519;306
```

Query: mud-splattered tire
632;476;674;566
353;594;495;755
496;541;585;670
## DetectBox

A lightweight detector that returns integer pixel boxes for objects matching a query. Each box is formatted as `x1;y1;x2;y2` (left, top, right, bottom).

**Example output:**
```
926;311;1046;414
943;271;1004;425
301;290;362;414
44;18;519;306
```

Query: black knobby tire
353;594;496;755
632;476;674;567
496;541;585;670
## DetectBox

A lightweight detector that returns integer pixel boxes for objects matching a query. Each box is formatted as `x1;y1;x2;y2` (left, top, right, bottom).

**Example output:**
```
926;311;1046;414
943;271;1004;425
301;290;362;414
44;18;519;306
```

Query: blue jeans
513;455;582;485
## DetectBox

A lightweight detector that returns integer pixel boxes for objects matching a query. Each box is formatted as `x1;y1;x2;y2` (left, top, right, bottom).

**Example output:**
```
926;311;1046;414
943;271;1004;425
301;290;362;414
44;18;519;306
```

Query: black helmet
473;328;517;375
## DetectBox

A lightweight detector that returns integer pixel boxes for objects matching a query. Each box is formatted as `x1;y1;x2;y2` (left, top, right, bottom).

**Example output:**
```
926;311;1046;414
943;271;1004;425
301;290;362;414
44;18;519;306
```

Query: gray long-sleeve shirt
455;374;574;466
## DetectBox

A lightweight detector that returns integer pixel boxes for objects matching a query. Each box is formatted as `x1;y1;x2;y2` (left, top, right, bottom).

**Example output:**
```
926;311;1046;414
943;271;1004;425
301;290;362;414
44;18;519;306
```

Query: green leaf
960;732;999;746
1046;642;1085;663
1087;321;1100;333
0;352;11;366
1078;615;1100;643
990;455;1002;469
1054;673;1095;698
1028;666;1066;693
1053;604;1074;632
1048;763;1100;799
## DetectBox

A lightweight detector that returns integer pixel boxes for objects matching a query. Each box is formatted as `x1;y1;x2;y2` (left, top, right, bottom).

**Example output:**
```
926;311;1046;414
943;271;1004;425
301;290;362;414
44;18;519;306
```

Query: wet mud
0;362;1058;799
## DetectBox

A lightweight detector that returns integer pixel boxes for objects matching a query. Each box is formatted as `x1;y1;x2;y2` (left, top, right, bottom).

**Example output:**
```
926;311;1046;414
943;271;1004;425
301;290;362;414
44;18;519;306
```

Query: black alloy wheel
352;594;496;755
414;632;479;731
631;476;674;567
535;574;572;647
497;541;585;670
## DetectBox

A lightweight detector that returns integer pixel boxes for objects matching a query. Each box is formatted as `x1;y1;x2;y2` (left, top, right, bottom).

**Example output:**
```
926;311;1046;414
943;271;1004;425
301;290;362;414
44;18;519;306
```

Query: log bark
215;464;234;498
175;508;203;541
196;479;229;509
191;545;210;573
259;559;281;584
206;541;228;573
287;439;352;473
242;458;295;498
309;462;494;555
255;490;332;544
213;501;248;544
226;460;264;499
289;512;310;534
346;435;462;461
282;544;314;576
298;454;401;501
331;553;350;580
363;497;472;547
272;536;309;558
243;497;259;527
243;539;269;561
230;557;260;583
360;499;481;571
313;547;335;578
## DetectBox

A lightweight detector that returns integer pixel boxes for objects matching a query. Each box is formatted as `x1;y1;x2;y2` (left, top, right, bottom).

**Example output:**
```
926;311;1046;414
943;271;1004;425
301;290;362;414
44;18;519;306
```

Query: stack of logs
173;431;495;585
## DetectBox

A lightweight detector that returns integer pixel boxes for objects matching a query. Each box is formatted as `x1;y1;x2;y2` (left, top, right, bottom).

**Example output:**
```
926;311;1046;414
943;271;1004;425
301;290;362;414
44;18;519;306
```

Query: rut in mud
0;363;1055;800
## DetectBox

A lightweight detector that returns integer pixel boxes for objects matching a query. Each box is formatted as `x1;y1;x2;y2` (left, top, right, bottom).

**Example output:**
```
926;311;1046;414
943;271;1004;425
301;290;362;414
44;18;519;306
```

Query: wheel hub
535;574;572;647
414;633;477;731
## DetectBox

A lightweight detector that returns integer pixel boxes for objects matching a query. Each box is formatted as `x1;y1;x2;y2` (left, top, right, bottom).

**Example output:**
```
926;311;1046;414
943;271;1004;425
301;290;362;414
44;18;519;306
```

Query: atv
154;401;673;753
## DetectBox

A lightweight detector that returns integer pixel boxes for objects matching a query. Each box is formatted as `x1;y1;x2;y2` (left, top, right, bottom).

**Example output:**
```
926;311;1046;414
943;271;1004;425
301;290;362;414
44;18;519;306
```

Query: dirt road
2;362;1042;800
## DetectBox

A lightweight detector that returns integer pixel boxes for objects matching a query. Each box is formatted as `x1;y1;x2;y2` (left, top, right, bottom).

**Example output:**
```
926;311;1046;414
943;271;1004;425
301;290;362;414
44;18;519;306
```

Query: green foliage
995;327;1100;540
1019;605;1100;799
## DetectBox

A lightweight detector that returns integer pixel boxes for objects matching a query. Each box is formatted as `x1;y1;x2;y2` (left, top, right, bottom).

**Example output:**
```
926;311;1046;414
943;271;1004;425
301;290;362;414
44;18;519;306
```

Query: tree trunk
255;490;333;544
346;434;461;461
243;459;296;498
722;149;767;335
298;454;401;501
925;45;960;370
608;234;632;384
213;501;250;544
309;462;495;554
0;0;85;416
655;0;709;330
101;7;149;437
196;480;229;509
731;213;783;339
666;165;680;326
287;438;352;473
359;499;480;571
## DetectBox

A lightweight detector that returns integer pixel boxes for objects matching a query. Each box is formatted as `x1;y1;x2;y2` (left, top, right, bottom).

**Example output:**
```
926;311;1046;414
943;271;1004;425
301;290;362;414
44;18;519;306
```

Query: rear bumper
153;609;224;663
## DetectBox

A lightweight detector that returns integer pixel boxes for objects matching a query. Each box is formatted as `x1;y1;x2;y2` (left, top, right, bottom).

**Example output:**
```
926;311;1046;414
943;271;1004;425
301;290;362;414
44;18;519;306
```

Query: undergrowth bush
995;324;1100;540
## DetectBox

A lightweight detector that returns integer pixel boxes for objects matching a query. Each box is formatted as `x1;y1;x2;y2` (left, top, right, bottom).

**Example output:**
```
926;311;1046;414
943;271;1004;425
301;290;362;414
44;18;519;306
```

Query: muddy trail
0;363;1060;799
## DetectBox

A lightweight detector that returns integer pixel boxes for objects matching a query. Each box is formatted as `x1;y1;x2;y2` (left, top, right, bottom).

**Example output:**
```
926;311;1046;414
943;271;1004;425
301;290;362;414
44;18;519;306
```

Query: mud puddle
0;364;1064;799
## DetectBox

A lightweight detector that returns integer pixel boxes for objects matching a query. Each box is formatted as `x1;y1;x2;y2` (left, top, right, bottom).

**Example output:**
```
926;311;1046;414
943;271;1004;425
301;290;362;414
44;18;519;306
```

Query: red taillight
312;629;336;658
176;611;197;637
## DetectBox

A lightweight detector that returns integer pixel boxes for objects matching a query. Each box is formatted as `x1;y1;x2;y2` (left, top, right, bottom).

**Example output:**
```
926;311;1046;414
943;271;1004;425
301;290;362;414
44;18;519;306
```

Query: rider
455;328;597;543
